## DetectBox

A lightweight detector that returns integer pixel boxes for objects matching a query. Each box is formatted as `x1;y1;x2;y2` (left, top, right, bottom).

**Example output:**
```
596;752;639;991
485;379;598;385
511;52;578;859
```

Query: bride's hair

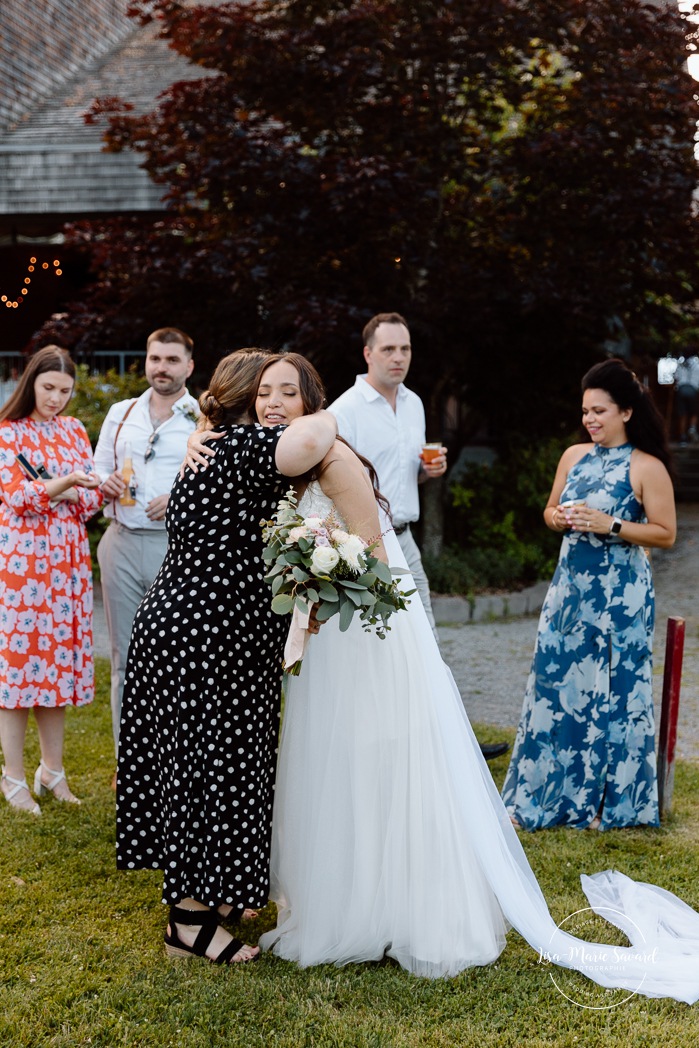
256;352;391;517
199;349;271;427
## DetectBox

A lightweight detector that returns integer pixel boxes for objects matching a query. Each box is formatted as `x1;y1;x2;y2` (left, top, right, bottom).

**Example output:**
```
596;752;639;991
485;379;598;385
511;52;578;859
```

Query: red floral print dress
0;415;104;709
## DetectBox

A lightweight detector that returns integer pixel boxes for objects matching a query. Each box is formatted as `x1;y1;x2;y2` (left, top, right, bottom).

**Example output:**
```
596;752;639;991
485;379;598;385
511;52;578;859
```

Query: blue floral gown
501;443;659;830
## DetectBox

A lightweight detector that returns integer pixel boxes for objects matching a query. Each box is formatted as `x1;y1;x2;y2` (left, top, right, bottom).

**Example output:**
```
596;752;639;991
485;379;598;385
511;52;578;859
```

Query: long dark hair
0;346;76;422
581;358;672;472
256;352;392;517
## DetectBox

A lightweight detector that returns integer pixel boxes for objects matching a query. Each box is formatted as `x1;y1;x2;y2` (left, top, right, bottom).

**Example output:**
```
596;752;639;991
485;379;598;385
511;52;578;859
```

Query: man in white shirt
674;353;699;445
329;312;509;761
93;327;199;761
329;312;446;636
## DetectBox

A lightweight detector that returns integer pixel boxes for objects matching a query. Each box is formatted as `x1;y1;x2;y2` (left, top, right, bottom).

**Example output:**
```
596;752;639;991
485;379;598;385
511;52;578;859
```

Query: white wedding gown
259;484;699;1001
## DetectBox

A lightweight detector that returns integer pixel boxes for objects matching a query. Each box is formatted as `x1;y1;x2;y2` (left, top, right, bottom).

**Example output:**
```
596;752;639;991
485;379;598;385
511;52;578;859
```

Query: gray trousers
97;522;168;756
396;526;438;641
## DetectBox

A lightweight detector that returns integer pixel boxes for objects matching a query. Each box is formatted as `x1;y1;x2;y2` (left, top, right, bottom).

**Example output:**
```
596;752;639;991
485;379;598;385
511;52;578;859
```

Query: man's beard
151;376;184;396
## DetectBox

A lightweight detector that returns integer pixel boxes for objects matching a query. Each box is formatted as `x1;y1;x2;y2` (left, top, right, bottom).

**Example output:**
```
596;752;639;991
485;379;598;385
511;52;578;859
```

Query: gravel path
93;506;699;757
438;503;699;760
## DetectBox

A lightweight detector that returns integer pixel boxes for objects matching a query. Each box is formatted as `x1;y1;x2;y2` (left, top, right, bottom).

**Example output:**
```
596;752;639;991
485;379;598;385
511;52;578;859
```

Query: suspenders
111;399;137;524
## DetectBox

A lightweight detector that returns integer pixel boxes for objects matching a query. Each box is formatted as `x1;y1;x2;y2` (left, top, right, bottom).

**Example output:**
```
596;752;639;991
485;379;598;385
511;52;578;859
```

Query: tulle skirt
260;530;699;1000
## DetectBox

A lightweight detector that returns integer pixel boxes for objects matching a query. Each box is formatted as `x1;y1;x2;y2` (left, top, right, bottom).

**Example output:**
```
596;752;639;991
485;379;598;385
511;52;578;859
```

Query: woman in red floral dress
0;346;103;813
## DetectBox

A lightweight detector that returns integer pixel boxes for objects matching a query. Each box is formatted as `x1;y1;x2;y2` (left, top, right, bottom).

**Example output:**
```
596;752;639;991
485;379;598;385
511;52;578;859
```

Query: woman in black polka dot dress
115;350;337;965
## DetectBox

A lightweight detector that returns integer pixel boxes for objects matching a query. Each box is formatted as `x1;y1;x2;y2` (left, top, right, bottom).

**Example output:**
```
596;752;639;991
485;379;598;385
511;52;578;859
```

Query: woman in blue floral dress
502;359;676;831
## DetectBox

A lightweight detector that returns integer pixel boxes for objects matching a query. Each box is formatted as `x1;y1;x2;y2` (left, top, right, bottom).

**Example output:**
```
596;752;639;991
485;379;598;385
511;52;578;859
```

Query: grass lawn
1;658;699;1047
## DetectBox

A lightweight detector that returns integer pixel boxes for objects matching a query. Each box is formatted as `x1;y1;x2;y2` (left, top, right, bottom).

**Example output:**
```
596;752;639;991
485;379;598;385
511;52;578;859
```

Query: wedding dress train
260;484;699;1002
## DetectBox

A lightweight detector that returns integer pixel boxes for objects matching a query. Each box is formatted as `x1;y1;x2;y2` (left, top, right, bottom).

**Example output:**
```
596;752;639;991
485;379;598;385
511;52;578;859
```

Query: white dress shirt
329;375;425;526
93;387;199;529
675;356;699;390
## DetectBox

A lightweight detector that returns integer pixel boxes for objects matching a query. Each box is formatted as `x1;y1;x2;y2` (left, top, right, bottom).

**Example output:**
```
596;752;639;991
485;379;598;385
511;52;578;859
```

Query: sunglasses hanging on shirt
144;431;161;463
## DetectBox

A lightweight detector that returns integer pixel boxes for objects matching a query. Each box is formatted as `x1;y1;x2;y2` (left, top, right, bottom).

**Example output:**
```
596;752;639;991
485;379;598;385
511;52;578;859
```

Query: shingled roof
0;5;219;238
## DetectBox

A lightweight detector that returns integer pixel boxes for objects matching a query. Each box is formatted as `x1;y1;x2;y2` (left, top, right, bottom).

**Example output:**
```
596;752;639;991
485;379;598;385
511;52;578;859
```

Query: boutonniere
177;404;200;424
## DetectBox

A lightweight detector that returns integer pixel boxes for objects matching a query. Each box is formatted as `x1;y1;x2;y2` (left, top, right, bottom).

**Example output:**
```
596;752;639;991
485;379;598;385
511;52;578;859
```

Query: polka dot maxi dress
116;424;287;909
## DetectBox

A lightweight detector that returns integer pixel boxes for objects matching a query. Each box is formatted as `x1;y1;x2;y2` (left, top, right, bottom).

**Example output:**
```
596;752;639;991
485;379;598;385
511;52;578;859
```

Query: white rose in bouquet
310;545;340;574
338;535;367;573
262;494;414;674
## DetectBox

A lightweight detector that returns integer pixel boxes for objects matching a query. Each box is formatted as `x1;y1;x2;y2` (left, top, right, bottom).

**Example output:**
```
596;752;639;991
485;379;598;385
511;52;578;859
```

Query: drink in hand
119;441;137;506
421;443;442;464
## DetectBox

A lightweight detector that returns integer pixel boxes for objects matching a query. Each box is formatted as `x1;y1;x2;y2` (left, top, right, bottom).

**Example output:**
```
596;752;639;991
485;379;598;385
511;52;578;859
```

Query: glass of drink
421;443;442;464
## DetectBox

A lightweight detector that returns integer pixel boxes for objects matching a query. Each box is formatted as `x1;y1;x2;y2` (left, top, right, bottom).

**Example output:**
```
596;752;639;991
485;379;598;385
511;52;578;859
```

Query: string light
1;256;62;309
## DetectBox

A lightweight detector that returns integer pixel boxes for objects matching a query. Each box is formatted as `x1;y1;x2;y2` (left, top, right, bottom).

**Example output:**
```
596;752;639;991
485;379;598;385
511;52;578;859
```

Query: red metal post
657;616;685;817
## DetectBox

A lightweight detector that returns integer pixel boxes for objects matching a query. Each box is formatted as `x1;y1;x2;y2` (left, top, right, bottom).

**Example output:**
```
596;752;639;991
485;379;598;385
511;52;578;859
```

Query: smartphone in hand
16;454;59;506
16;453;41;479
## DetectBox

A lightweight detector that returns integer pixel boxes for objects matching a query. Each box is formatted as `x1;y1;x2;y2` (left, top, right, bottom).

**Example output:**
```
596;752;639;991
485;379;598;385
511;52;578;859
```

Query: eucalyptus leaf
317;581;339;601
271;593;295;615
315;600;340;621
373;561;393;584
339;597;356;632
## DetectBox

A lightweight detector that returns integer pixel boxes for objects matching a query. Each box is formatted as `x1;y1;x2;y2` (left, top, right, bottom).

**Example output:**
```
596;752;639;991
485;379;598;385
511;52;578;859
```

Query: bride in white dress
195;352;699;1001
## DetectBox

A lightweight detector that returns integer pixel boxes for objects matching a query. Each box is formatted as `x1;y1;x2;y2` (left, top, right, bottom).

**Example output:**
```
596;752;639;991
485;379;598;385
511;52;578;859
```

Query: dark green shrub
424;540;554;596
425;436;573;594
69;365;148;448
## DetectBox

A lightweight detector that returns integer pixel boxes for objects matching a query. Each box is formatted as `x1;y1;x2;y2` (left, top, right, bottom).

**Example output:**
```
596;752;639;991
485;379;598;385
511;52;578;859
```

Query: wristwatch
609;517;623;535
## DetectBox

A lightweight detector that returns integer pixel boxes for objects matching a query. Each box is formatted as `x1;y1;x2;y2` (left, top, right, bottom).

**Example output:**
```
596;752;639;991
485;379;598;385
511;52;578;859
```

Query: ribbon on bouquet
283;597;312;675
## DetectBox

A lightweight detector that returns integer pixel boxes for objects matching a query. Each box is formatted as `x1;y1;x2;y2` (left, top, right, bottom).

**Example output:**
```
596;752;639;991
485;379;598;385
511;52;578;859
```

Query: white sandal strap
1;768;31;801
38;760;66;791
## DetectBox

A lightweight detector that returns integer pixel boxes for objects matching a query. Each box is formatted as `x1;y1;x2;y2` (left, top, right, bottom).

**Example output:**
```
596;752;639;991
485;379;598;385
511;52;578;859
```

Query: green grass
1;659;699;1046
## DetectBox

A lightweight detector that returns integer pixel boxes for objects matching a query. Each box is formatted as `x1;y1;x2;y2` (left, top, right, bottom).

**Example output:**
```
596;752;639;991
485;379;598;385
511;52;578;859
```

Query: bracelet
552;509;560;530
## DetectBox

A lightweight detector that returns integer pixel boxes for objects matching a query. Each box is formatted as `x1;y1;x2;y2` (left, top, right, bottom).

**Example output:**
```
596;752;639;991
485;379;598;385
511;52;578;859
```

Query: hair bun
199;391;219;417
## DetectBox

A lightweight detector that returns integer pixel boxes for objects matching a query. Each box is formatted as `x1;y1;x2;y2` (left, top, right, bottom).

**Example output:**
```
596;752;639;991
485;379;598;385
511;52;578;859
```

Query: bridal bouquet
261;489;413;674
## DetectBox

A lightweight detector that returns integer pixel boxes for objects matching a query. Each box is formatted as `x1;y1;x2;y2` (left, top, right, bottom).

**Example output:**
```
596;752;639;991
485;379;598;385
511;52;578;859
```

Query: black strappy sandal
164;906;259;964
217;904;259;925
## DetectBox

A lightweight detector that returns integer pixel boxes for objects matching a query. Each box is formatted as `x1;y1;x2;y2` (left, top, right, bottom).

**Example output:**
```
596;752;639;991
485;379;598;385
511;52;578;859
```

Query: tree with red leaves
37;0;699;442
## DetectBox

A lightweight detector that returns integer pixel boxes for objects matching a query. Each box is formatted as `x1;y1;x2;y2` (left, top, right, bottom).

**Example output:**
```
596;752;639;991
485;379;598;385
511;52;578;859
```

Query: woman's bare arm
543;444;591;532
316;441;387;562
275;410;337;476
